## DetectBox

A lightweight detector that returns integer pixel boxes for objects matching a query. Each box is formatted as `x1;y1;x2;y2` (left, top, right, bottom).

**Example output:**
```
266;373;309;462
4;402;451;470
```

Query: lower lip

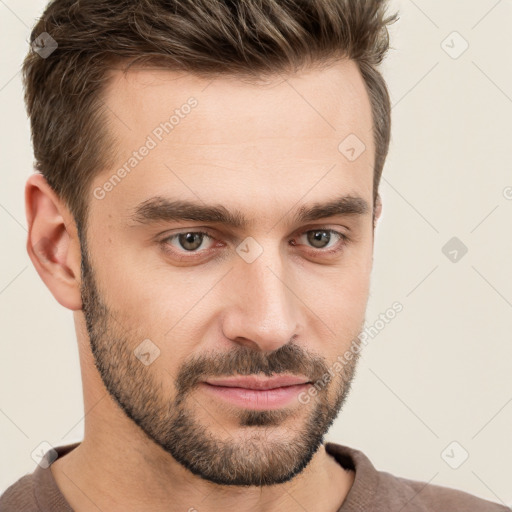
200;382;311;410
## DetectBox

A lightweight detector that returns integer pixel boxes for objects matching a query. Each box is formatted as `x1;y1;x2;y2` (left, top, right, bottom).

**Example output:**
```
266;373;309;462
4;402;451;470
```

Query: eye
291;229;348;254
162;231;216;254
159;227;349;262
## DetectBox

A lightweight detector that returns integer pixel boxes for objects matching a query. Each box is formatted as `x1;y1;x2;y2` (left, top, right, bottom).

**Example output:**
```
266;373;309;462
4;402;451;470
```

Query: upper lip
204;375;311;390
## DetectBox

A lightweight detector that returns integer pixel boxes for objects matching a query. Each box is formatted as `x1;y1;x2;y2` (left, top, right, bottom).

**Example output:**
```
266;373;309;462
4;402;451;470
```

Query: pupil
308;230;330;248
180;233;202;251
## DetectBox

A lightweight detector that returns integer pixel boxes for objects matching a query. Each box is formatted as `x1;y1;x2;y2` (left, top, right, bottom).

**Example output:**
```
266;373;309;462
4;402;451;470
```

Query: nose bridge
222;242;299;351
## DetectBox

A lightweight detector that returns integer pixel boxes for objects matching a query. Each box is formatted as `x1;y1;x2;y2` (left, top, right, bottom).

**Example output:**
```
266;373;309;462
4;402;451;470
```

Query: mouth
200;375;313;410
204;374;312;390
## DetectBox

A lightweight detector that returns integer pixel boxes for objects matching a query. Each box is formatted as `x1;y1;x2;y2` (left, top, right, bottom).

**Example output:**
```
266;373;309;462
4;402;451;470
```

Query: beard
78;231;362;486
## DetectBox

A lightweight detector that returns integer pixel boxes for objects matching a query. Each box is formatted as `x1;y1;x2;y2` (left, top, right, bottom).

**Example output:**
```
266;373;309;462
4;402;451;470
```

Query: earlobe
25;173;83;311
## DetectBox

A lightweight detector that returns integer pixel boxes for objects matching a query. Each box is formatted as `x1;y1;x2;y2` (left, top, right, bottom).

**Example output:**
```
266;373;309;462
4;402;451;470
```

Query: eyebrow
129;194;370;229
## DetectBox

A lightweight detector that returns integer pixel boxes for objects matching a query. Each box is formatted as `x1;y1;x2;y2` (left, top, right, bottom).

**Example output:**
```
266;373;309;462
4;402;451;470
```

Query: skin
25;58;382;511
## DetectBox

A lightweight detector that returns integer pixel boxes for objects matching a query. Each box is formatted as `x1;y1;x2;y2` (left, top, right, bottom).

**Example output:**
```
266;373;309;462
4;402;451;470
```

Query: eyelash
159;228;349;261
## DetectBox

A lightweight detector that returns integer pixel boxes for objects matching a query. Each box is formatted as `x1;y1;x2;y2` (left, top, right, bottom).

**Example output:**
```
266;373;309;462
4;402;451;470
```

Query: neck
51;432;354;512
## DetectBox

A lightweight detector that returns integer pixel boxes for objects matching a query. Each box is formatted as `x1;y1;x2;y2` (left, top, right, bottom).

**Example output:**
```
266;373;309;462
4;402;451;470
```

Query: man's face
80;59;376;486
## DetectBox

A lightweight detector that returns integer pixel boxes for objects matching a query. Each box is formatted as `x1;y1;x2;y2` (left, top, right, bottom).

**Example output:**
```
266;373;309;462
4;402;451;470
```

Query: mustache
175;341;330;397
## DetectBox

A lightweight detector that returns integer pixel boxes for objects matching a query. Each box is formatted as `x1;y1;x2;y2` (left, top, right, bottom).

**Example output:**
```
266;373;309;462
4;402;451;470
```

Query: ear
373;193;382;230
25;173;83;310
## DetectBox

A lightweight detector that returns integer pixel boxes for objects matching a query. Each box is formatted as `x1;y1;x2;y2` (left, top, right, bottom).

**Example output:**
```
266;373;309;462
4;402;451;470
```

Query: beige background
1;0;511;504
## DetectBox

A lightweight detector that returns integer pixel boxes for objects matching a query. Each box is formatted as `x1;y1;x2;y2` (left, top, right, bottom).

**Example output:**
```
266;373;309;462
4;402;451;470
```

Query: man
0;0;508;511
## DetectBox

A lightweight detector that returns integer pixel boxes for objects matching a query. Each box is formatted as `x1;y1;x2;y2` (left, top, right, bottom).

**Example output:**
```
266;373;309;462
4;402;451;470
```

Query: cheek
307;253;372;343
95;254;213;364
86;248;175;347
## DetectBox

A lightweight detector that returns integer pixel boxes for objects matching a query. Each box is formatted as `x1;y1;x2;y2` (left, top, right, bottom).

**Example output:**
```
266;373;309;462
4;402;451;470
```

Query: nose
221;246;301;352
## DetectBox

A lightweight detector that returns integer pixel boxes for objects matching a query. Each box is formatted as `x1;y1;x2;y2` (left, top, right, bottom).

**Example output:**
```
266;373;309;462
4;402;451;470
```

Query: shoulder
325;442;510;512
0;442;80;512
377;470;510;511
0;473;38;511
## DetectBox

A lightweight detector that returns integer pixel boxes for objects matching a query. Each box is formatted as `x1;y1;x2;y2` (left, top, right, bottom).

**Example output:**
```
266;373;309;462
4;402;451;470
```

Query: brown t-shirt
0;441;509;511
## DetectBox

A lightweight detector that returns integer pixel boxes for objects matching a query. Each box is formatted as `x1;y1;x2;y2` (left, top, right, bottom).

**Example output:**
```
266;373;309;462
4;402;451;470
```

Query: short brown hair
23;0;398;234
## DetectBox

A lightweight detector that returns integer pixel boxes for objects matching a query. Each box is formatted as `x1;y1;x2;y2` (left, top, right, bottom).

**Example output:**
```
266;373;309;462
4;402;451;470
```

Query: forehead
104;59;373;144
93;60;375;222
